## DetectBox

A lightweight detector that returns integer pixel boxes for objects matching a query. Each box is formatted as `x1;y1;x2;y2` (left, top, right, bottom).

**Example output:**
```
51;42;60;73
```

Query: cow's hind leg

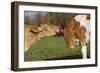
76;27;87;59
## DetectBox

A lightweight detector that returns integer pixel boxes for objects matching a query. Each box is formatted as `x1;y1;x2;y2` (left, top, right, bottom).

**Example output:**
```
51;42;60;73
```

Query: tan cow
25;24;59;51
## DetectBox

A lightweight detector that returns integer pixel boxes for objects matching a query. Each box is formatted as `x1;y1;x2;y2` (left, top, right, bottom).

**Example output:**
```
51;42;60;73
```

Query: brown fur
24;24;59;51
63;18;87;48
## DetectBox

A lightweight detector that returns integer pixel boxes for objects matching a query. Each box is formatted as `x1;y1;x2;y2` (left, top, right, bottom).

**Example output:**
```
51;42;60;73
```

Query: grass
24;36;90;61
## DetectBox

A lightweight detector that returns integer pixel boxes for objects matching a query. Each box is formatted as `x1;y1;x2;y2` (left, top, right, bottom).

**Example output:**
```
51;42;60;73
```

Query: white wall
0;0;99;73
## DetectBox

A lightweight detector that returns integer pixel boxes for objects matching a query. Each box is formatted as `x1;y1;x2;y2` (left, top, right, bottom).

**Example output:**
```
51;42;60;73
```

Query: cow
25;24;59;51
62;14;90;59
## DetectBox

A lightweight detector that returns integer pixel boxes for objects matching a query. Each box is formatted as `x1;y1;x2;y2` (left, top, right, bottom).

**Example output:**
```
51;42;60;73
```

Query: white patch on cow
74;15;90;42
74;15;90;31
81;45;87;59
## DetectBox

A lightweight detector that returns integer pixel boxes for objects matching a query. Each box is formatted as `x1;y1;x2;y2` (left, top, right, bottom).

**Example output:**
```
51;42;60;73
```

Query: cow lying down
25;24;59;51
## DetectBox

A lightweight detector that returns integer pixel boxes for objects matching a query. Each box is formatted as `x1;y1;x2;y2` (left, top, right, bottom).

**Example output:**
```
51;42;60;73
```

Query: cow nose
56;28;60;33
68;45;75;49
70;46;74;49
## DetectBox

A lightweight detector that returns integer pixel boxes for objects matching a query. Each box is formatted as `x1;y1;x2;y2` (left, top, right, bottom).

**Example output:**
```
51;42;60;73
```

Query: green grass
24;36;90;61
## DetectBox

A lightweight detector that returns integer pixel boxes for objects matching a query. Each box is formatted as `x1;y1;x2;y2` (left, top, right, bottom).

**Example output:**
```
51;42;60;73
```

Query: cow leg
79;35;87;59
81;43;87;59
76;26;87;59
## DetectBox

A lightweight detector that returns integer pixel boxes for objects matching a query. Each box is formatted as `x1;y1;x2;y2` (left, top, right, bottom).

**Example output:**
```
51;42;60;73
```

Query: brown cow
63;15;90;59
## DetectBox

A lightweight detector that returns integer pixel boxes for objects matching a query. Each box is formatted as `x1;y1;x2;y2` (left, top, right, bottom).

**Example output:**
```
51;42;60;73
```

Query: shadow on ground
45;55;90;60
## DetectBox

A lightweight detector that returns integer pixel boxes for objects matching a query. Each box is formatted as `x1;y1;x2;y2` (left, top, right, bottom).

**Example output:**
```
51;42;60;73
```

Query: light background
0;0;99;73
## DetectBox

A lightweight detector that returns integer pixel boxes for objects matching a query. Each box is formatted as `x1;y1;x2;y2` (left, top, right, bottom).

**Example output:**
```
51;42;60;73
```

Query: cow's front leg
81;43;87;59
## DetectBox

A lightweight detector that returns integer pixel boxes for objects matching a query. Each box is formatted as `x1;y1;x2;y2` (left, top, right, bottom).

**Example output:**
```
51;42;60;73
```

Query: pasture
24;35;90;61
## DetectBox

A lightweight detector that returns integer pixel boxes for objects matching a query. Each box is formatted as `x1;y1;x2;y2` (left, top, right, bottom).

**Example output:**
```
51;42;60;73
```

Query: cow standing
63;15;90;59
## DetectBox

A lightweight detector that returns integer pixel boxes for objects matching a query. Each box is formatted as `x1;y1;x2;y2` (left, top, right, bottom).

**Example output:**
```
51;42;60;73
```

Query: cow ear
29;28;33;33
29;29;32;32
